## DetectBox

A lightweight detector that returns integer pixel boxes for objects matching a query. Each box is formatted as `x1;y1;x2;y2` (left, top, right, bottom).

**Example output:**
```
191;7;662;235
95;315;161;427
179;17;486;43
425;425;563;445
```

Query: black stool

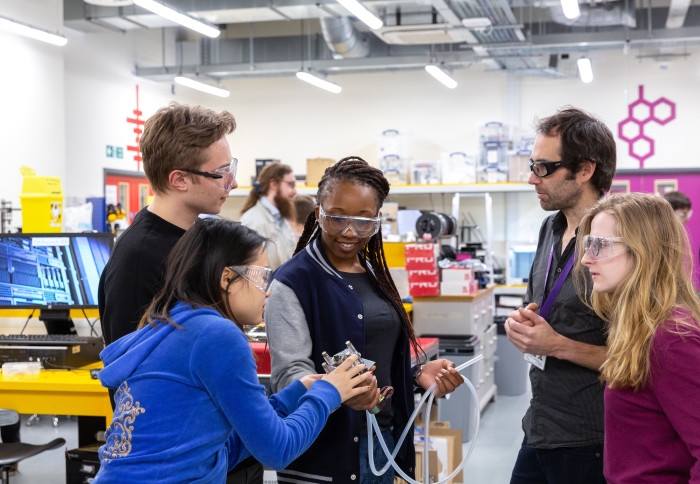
0;438;66;483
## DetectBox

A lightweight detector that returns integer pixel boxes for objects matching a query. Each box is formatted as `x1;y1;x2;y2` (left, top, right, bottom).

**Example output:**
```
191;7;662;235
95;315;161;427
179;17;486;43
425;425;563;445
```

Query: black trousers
0;420;20;443
226;457;263;484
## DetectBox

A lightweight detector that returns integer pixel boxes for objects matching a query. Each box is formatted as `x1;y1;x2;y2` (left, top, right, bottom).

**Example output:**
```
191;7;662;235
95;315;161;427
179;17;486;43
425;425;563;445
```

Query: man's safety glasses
528;159;570;178
229;265;273;293
582;235;628;261
318;206;381;238
179;158;238;192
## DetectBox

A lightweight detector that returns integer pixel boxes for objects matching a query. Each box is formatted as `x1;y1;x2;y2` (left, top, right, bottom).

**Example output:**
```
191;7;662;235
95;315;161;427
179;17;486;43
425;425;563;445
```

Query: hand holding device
321;354;374;403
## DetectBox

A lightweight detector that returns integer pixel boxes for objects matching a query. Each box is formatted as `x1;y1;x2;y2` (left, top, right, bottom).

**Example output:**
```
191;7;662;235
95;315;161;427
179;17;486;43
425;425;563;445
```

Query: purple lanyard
540;244;577;320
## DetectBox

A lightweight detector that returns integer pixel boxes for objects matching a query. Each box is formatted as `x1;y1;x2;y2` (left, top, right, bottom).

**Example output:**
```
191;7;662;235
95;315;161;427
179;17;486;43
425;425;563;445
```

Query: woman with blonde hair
575;192;700;483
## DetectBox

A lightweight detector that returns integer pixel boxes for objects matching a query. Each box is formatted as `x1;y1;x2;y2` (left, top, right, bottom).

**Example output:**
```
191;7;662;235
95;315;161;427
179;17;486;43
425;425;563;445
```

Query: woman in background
266;156;463;483
576;192;700;483
95;218;372;483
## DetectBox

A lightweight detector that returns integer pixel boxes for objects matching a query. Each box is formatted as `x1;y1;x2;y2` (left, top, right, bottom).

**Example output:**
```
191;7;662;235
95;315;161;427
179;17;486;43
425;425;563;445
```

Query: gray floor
7;391;530;483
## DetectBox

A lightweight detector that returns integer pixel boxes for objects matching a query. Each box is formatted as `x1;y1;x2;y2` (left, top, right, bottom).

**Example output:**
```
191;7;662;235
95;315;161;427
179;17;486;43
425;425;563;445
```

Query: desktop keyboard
0;334;104;368
0;334;96;345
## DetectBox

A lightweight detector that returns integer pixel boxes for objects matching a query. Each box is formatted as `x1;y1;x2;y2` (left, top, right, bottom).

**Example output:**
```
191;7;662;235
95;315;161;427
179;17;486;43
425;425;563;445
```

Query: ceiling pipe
319;17;370;59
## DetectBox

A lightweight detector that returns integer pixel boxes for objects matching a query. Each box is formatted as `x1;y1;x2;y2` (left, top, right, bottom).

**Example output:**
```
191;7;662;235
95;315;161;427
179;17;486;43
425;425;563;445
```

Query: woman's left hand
417;359;464;397
300;374;323;390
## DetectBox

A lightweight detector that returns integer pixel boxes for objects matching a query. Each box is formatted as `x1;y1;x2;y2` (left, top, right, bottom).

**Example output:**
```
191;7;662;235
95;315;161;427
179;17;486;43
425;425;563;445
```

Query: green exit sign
106;145;124;159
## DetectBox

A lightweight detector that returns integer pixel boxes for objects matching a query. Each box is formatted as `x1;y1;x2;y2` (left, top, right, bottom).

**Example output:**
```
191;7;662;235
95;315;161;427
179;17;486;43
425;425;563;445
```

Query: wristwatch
412;363;426;388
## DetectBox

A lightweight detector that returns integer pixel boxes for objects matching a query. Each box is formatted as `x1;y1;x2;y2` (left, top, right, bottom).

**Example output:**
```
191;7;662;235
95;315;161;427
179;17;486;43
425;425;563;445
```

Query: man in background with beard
240;162;298;270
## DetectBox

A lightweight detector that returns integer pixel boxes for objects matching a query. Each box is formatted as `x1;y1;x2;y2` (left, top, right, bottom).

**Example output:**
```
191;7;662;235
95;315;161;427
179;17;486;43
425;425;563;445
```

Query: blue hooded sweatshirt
94;302;341;483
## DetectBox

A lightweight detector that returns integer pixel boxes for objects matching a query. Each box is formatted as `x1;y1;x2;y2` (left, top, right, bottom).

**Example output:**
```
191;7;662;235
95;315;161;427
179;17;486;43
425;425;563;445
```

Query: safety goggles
229;264;273;293
675;209;693;220
179;158;238;192
318;206;381;238
582;235;628;261
528;159;571;178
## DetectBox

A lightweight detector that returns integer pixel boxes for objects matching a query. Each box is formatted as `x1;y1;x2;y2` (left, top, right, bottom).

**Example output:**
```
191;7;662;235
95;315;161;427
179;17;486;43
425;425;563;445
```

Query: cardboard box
414;445;439;484
441;268;474;282
409;280;440;297
440;281;479;296
405;243;438;270
415;424;464;484
306;158;335;187
407;269;439;283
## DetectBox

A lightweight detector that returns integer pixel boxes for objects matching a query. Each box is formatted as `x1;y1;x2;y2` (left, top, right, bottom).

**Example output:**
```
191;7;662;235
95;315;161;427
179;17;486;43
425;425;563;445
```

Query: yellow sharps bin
19;166;64;232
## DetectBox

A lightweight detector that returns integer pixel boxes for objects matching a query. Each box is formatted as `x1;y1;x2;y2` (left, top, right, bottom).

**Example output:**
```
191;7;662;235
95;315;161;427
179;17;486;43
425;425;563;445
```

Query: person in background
95;218;372;483
291;194;315;240
663;190;692;226
240;163;298;270
266;156;463;483
97;103;263;482
576;192;700;483
505;107;616;484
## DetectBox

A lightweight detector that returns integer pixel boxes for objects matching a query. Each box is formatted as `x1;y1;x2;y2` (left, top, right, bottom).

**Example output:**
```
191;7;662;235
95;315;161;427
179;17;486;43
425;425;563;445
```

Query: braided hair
296;156;424;360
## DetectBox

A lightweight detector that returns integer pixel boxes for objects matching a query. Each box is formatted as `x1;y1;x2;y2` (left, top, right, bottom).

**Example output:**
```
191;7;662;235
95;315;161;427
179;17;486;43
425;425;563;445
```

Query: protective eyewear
675;209;693;219
179;158;238;191
229;265;273;293
318;206;381;238
529;159;570;178
582;235;628;261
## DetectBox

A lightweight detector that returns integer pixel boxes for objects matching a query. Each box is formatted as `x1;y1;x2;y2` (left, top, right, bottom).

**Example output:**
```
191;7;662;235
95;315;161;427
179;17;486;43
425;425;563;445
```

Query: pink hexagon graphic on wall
618;85;676;168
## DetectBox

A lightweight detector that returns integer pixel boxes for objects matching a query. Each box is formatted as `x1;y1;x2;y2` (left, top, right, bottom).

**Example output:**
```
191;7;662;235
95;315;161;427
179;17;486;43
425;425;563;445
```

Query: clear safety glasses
229;265;273;293
318;206;381;238
179;158;238;192
675;209;693;220
582;235;628;261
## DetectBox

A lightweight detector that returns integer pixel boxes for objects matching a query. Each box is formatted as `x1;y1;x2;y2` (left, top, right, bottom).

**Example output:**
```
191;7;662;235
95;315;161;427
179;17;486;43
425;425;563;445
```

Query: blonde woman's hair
574;192;700;390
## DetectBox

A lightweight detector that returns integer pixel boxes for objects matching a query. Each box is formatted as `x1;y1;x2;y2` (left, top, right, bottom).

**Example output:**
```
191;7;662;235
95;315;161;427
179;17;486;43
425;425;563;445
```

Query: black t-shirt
340;271;401;430
98;207;185;346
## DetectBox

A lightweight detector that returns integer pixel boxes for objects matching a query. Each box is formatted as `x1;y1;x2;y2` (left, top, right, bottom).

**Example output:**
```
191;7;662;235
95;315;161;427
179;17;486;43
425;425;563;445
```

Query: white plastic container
441;151;476;184
410;160;441;185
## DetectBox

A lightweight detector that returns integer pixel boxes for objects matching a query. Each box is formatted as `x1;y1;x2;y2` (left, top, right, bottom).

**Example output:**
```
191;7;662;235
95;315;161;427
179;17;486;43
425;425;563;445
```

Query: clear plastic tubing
366;354;484;484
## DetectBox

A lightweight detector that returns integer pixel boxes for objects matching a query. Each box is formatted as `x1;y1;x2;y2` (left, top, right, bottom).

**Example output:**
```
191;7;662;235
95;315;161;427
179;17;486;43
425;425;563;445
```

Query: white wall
0;1;66;230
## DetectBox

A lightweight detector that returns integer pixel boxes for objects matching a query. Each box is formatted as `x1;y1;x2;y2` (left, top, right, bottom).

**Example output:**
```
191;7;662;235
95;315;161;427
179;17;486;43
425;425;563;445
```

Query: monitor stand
39;309;77;335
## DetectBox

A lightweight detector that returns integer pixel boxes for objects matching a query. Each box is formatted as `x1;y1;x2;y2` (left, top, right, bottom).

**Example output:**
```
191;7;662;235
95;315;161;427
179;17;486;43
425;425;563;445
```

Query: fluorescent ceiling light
337;0;383;30
461;18;492;29
425;64;458;89
561;0;581;19
174;76;230;97
134;0;220;38
577;58;593;83
296;71;342;94
0;15;67;46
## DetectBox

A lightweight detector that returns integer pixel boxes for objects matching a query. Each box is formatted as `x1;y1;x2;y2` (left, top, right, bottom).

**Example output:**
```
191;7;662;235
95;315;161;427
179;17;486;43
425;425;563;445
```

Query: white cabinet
412;286;497;412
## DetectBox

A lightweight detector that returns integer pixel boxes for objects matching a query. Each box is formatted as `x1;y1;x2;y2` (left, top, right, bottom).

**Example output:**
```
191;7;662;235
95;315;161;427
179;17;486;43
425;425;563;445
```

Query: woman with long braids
266;156;463;483
94;218;373;483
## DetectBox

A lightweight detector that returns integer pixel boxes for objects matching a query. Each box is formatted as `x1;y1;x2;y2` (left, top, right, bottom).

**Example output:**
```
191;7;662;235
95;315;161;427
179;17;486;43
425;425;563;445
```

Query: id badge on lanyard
524;244;577;370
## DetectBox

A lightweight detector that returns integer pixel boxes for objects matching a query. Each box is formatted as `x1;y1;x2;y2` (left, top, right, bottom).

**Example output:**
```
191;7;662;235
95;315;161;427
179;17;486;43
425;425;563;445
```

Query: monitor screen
0;232;114;309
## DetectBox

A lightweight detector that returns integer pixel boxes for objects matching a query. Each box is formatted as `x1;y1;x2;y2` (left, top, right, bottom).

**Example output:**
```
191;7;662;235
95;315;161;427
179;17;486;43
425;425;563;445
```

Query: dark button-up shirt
522;211;606;448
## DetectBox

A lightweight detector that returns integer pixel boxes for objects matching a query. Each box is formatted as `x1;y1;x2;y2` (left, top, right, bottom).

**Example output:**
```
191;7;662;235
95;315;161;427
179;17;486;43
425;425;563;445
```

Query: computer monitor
0;232;114;333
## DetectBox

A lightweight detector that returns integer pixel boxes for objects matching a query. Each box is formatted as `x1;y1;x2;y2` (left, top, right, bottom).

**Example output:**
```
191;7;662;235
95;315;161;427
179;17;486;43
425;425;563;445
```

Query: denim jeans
360;428;395;484
510;435;605;484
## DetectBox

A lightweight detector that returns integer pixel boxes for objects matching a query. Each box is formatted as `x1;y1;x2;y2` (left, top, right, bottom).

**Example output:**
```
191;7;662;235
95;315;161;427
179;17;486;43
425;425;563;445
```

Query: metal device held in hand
321;340;375;375
321;341;391;415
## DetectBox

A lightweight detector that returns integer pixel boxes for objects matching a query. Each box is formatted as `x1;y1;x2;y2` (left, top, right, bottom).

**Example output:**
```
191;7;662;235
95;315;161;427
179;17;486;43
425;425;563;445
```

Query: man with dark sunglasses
504;107;616;484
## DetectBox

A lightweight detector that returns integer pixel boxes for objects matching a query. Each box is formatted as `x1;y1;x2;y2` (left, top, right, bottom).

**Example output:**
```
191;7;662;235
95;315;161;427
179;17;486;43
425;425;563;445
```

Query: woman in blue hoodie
95;218;373;483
